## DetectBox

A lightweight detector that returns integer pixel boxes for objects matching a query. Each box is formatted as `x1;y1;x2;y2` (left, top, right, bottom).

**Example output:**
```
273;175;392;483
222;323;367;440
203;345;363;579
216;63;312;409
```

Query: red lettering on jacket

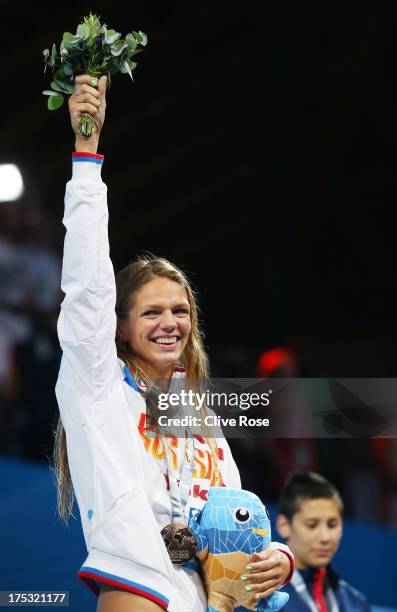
193;484;208;501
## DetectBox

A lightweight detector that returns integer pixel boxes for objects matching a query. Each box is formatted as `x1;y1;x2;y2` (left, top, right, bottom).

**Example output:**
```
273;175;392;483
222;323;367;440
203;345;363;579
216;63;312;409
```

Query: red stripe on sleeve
78;572;168;609
72;152;104;160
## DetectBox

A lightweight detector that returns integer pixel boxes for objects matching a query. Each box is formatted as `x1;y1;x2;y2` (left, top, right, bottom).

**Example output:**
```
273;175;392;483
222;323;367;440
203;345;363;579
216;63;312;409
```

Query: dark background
1;0;397;520
3;0;397;375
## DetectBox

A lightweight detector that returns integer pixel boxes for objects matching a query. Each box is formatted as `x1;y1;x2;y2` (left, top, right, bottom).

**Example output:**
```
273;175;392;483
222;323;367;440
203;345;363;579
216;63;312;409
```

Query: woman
54;74;293;612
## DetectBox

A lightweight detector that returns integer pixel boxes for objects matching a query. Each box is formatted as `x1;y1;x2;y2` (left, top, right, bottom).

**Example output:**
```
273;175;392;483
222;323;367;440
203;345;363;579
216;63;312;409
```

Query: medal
161;522;197;565
161;429;196;565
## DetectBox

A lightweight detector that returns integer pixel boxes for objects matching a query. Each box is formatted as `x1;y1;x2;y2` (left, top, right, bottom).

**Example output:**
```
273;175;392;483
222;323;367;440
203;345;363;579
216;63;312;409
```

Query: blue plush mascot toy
188;488;289;612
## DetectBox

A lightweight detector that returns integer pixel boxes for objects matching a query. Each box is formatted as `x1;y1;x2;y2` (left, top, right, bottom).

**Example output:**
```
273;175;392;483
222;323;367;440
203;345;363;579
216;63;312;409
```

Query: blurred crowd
0;200;396;529
0;201;62;461
231;347;397;528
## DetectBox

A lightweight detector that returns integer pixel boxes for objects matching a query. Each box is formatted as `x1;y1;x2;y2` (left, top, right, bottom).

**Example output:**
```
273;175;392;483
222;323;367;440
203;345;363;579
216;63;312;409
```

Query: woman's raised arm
57;75;118;399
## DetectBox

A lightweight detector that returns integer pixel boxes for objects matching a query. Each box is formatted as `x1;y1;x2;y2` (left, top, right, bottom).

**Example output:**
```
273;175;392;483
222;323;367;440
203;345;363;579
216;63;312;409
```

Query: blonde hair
54;255;221;521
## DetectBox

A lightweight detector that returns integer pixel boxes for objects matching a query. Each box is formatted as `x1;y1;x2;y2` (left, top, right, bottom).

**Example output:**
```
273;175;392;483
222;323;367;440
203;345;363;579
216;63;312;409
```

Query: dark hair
278;471;344;521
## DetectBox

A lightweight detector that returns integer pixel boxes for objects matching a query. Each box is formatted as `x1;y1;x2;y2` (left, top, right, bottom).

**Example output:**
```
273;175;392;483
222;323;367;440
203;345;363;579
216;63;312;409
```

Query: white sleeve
57;153;118;400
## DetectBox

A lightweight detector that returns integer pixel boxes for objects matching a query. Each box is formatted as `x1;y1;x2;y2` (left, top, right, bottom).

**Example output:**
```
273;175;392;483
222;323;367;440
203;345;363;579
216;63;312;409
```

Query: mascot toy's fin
189;508;209;558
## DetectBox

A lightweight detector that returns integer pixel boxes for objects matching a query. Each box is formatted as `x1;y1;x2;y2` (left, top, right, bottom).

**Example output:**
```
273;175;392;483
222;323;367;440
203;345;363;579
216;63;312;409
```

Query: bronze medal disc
161;523;197;565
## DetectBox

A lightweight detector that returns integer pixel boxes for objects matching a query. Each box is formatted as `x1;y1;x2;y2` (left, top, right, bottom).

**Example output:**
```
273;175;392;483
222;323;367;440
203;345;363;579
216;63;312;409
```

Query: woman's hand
240;546;292;601
68;74;107;153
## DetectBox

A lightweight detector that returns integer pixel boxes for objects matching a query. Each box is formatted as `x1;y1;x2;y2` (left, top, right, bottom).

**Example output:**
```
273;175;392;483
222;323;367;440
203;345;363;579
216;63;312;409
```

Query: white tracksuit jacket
55;152;292;611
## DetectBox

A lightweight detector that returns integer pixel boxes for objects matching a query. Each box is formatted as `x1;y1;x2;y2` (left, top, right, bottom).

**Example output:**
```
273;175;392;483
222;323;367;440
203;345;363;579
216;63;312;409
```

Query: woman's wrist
75;136;99;154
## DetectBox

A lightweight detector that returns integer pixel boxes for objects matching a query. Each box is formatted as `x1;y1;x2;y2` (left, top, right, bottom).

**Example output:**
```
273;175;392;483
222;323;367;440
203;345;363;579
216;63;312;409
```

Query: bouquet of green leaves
42;12;147;136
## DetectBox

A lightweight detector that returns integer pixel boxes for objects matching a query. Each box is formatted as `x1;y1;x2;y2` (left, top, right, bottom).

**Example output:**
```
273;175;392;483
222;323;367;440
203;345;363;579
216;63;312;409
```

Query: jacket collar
122;361;186;392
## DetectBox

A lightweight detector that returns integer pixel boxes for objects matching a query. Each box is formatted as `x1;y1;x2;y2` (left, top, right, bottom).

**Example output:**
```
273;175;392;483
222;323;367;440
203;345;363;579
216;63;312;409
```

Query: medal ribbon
141;373;196;523
166;430;195;523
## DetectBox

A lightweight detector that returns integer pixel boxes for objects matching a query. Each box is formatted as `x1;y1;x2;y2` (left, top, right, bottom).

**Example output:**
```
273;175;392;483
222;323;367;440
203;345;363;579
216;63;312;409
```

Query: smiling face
117;276;192;380
277;497;343;570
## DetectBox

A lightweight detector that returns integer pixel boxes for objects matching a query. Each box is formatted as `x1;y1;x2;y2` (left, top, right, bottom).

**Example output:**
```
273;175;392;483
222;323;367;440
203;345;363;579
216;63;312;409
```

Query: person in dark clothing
276;472;370;612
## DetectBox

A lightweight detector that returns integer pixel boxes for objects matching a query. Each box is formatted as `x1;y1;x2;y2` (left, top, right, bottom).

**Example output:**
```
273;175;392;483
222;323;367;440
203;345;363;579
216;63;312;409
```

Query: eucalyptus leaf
61;33;80;52
52;79;74;94
105;29;121;45
132;31;148;46
138;31;148;46
54;67;66;81
62;32;75;45
76;23;89;39
47;94;64;110
63;41;82;53
50;80;64;93
42;90;59;96
120;60;133;80
125;33;137;51
111;41;128;57
63;62;74;76
67;35;82;47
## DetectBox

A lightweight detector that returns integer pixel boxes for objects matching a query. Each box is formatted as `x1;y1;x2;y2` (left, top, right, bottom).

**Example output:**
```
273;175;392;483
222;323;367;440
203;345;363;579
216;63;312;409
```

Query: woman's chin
150;352;182;375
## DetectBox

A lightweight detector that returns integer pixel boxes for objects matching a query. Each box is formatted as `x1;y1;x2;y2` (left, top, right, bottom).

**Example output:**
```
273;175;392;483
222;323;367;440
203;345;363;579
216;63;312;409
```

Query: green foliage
42;12;148;119
47;94;64;110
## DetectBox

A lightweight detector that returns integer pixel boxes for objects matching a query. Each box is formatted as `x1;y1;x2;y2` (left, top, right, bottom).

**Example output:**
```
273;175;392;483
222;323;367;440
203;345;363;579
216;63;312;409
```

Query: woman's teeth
154;337;178;344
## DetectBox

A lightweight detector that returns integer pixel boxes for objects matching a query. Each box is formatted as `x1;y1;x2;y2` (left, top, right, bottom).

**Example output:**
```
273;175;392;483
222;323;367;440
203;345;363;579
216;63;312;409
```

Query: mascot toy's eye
234;507;251;523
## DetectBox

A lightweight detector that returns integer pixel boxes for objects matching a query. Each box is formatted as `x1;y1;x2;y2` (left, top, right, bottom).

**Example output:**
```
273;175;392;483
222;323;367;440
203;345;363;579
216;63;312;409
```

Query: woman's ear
117;319;127;342
276;514;292;540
